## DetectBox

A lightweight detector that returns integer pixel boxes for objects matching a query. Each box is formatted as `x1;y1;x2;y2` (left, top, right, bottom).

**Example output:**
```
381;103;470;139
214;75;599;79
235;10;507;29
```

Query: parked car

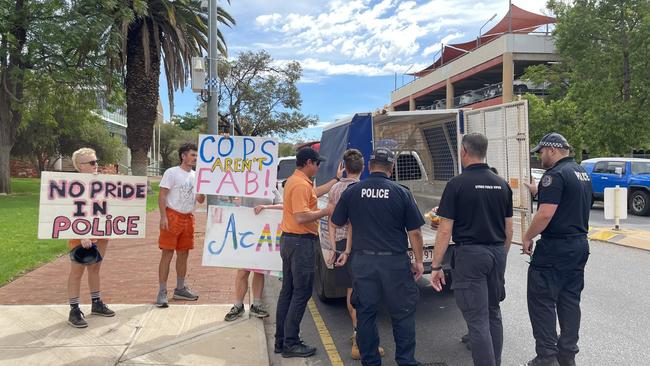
581;158;650;216
458;90;484;106
276;156;295;196
513;79;549;94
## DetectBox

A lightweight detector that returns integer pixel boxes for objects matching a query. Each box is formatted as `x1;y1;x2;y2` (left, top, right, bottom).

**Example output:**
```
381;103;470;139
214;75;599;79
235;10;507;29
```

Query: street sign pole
206;0;219;205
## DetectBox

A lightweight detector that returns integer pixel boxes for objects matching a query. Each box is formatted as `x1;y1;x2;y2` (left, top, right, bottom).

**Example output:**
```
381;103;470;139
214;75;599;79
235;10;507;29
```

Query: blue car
581;158;650;216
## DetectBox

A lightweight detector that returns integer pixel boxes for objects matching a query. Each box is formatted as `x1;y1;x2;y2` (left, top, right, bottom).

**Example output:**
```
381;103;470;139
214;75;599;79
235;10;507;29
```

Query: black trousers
275;235;317;348
452;244;507;366
350;253;419;366
527;236;589;358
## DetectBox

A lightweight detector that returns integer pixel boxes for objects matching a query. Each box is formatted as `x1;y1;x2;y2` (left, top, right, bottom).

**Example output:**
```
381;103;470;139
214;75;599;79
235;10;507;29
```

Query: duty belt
541;233;587;240
282;232;318;240
357;250;405;256
455;242;504;246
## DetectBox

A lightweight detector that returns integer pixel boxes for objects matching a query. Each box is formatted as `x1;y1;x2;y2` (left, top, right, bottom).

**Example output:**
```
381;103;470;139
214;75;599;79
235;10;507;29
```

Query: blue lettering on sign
240;231;255;248
199;136;216;163
261;140;276;166
243;138;256;161
218;136;234;156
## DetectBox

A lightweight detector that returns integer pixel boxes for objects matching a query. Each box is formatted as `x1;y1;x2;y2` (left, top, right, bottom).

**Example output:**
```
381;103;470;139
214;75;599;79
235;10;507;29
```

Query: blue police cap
370;148;395;164
531;133;571;153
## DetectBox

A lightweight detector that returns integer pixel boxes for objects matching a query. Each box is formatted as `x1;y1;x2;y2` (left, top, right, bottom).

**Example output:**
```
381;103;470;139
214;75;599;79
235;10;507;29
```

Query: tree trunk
126;19;161;177
0;0;27;194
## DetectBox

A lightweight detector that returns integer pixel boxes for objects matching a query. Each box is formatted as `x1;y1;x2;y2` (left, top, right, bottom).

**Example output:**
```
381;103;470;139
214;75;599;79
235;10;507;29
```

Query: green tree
278;142;295;157
12;74;124;173
218;50;317;137
171;112;207;131
159;122;201;170
0;0;113;193
544;0;650;156
104;0;235;176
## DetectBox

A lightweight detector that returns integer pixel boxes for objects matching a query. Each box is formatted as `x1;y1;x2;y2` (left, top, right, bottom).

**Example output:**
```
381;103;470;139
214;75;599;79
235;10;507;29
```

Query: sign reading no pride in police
38;172;148;239
196;135;279;198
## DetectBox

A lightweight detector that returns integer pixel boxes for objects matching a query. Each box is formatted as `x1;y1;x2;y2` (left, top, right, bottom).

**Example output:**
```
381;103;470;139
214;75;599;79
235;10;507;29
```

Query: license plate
408;248;433;263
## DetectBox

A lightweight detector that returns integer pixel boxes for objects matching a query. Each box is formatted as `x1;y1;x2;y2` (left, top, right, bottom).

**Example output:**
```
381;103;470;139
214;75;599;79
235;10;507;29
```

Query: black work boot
526;356;561;366
557;354;576;366
281;342;316;358
68;307;88;328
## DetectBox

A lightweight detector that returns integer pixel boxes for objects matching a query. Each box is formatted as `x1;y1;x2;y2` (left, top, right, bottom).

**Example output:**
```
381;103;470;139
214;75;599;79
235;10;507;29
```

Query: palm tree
107;0;235;176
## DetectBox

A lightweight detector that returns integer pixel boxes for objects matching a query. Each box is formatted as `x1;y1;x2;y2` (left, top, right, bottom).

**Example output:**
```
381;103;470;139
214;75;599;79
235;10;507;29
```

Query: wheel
629;190;650;216
590;196;595;209
514;85;528;94
314;249;333;302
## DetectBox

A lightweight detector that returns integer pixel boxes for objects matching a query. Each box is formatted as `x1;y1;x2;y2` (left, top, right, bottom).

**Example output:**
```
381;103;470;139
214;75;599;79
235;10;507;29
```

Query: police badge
541;175;552;187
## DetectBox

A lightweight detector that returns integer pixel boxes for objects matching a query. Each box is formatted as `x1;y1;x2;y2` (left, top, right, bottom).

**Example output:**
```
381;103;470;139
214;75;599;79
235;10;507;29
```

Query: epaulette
398;183;411;192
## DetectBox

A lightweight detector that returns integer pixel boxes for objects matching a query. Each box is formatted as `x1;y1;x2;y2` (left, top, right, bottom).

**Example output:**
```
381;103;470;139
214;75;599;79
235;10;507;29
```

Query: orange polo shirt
281;169;318;235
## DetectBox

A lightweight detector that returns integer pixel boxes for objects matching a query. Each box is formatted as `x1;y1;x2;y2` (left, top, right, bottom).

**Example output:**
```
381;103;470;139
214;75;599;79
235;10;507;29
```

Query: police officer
430;133;513;366
522;133;591;366
331;147;425;366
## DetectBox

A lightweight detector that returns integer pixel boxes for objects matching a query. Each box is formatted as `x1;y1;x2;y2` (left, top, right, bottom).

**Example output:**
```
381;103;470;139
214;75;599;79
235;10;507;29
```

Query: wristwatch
431;265;443;271
334;176;341;182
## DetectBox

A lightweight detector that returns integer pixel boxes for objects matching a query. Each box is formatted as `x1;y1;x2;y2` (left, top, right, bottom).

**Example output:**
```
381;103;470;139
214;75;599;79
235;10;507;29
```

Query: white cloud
252;0;552;78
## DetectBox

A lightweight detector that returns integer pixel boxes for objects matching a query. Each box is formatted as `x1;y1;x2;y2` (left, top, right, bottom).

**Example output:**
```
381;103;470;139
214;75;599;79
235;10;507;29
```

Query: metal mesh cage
465;102;532;244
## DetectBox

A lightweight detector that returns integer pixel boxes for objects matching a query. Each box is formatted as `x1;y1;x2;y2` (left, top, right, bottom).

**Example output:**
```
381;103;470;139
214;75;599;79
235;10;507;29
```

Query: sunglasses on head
80;160;99;166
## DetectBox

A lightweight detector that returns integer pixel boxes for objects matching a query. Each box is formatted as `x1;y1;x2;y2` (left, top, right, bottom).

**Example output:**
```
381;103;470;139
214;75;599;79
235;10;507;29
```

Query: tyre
629;190;650;216
590;196;595;209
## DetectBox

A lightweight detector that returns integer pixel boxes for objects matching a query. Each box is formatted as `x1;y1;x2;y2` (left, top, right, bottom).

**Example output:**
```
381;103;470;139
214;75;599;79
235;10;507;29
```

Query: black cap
296;147;326;166
69;244;103;265
531;132;571;153
370;148;395;164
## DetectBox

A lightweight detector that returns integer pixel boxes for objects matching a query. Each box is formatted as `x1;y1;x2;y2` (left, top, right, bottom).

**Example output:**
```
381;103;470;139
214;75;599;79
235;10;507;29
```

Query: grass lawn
0;178;159;286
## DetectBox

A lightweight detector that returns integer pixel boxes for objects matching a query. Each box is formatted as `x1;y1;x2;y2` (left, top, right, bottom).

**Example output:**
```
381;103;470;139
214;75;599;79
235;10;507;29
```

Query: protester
66;148;115;328
156;143;205;308
224;187;283;322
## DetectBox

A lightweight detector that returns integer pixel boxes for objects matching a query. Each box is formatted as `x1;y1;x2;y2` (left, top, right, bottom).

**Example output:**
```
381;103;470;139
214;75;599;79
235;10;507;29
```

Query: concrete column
446;79;454;108
502;52;514;102
409;96;416;111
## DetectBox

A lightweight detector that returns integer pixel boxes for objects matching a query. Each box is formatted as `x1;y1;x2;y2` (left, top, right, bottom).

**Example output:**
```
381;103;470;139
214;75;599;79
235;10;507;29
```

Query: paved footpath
0;208;237;305
0;207;271;366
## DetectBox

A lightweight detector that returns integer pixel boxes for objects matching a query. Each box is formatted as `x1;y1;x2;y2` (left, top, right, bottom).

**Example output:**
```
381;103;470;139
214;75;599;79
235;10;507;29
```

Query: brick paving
0;208;239;305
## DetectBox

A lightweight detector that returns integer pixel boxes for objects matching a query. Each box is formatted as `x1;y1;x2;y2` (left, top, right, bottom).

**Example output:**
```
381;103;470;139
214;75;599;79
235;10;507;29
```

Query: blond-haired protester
66;148;115;328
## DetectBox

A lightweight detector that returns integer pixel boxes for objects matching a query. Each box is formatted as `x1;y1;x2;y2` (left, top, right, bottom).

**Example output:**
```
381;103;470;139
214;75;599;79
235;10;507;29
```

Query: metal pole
207;0;219;205
207;0;219;135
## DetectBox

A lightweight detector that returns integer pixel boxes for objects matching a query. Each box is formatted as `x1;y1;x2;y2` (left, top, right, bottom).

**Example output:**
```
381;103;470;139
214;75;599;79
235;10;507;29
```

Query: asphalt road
587;202;649;230
271;240;650;366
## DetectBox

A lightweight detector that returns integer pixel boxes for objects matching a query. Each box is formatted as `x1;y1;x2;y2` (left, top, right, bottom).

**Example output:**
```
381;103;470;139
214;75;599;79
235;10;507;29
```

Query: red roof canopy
413;4;555;77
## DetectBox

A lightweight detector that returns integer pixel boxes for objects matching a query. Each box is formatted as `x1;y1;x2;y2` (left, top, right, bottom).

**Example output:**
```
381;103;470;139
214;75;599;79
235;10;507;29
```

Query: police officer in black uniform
522;133;591;366
331;148;425;366
430;132;513;366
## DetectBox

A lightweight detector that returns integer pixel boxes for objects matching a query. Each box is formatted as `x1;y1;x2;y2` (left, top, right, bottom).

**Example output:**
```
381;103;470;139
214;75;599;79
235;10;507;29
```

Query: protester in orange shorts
67;148;115;328
156;143;205;307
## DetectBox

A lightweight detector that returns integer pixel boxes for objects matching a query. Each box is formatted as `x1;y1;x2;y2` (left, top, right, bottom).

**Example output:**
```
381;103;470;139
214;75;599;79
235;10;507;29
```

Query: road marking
589;230;617;241
308;298;344;366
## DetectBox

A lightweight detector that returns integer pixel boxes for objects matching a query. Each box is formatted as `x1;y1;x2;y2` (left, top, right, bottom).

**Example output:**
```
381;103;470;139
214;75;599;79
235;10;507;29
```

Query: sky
159;0;551;142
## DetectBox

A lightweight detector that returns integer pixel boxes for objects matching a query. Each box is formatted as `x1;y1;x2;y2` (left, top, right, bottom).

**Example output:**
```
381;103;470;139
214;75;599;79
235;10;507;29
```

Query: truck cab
313;101;533;301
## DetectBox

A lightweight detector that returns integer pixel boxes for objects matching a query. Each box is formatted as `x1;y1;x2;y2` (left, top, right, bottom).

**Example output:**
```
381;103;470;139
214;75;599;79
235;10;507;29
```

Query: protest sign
202;205;282;271
38;172;147;239
196;135;279;198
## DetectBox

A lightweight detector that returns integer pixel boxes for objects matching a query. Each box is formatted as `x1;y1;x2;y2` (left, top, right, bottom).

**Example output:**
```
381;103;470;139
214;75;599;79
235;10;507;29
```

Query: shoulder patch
541;175;553;187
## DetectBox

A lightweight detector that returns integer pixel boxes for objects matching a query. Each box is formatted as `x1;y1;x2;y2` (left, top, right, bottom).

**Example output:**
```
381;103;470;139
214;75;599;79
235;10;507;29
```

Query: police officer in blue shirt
429;133;513;366
331;148;425;366
522;133;591;366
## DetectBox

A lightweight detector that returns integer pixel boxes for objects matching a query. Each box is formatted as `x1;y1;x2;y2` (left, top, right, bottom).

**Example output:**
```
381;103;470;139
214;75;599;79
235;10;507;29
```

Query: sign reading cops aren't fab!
38;172;148;239
196;135;279;199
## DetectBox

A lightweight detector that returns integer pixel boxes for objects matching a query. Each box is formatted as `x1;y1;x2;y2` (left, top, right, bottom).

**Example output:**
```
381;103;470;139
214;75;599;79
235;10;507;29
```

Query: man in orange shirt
275;147;342;358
